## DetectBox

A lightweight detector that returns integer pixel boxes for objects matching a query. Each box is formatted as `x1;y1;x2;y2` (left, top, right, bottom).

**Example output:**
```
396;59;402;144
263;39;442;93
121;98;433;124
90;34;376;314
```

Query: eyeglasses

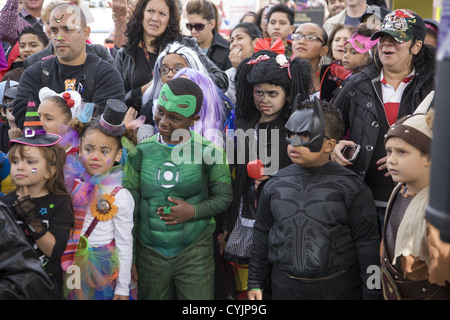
160;67;183;75
292;33;324;44
186;22;207;31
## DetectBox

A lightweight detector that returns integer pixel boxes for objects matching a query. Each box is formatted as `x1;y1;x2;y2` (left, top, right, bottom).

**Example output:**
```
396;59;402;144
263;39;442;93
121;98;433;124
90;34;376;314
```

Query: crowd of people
0;0;449;301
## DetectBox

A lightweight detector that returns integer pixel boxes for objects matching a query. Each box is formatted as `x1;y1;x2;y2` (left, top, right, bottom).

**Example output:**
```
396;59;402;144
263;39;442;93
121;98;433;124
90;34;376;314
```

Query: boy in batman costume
247;97;382;300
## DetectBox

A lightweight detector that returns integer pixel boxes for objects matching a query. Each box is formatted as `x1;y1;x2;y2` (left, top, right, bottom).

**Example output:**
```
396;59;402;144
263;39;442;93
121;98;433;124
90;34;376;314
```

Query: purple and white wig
141;41;209;114
174;68;226;148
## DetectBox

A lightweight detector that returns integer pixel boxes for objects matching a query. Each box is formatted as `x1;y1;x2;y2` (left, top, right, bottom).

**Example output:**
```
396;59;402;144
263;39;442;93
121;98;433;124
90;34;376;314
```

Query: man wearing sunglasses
185;0;231;71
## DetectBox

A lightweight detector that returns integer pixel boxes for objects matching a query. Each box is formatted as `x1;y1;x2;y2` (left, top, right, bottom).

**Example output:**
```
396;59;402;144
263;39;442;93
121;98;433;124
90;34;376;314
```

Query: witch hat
9;95;62;147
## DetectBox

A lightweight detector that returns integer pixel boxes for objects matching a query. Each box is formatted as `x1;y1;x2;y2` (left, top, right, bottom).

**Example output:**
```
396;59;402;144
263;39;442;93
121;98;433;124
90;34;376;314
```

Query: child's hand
217;230;228;255
247;289;263;300
157;197;195;225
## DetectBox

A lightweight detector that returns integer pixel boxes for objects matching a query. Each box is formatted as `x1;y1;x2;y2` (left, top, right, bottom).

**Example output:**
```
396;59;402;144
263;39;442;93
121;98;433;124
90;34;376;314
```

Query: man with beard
12;3;125;129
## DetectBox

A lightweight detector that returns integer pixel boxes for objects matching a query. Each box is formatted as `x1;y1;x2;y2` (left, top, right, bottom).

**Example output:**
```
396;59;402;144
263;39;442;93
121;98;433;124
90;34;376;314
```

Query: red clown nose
247;159;264;179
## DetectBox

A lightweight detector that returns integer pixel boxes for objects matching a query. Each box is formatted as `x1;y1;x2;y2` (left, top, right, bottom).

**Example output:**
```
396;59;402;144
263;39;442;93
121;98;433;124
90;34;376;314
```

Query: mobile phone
342;144;360;161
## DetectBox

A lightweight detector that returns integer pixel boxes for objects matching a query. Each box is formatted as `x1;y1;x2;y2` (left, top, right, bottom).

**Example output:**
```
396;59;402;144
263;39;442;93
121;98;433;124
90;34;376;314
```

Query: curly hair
235;50;312;120
124;0;182;50
297;100;345;141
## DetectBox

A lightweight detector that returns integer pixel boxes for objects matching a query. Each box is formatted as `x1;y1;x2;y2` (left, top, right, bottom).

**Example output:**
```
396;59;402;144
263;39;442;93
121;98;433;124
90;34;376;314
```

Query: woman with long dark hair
114;0;228;115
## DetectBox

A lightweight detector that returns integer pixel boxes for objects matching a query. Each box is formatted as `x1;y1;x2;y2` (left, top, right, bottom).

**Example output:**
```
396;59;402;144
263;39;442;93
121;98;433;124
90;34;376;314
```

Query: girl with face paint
220;48;312;298
0;99;73;299
61;99;137;300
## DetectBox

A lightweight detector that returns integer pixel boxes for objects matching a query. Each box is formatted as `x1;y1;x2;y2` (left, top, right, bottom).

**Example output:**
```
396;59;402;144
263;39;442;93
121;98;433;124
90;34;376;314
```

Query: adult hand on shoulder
331;139;356;167
157;197;195;225
376;156;390;177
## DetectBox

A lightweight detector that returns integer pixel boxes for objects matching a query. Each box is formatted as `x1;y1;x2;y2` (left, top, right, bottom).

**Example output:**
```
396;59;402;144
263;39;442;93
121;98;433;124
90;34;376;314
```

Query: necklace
141;39;154;72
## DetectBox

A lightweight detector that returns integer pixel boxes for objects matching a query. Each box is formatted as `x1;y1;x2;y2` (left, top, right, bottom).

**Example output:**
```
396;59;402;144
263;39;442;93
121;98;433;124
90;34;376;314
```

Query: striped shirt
380;69;415;126
0;0;43;45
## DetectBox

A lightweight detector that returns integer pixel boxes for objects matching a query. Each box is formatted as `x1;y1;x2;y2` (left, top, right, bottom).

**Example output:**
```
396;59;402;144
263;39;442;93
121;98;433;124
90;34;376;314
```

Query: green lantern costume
124;130;232;299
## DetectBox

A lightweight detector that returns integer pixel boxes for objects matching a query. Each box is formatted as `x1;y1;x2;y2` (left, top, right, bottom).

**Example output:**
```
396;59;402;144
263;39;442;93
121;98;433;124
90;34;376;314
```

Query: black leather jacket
205;30;232;71
248;162;381;299
0;203;57;299
332;63;435;201
114;36;229;111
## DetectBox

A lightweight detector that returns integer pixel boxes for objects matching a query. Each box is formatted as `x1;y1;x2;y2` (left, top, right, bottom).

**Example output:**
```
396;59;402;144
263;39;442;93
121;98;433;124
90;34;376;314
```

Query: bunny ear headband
39;87;82;119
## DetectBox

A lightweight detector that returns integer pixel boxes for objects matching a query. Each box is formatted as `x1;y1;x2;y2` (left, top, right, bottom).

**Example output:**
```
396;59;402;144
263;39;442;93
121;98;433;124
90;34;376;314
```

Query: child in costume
247;98;381;300
38;87;82;135
124;77;233;300
342;23;378;77
0;98;73;299
220;45;311;299
381;92;450;299
173;68;227;148
61;99;135;300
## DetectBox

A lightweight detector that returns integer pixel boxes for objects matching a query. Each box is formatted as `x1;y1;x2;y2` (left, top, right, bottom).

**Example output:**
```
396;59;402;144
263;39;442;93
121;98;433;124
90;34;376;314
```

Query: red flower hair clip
62;92;75;108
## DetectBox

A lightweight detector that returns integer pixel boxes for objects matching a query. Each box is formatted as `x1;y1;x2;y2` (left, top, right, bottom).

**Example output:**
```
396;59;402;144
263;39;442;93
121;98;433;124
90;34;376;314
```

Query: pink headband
425;23;438;34
345;34;379;54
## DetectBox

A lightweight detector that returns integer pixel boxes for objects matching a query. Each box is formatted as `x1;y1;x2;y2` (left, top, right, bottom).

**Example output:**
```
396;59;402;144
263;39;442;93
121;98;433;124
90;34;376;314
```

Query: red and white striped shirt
380;69;415;126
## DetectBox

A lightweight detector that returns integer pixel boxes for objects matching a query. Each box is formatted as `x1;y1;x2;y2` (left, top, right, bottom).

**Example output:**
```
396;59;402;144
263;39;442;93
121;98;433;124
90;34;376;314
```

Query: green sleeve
192;149;233;221
123;146;142;258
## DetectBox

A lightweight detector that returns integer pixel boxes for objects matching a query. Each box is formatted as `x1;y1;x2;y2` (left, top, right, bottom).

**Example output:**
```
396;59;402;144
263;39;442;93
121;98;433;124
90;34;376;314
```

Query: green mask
158;84;197;117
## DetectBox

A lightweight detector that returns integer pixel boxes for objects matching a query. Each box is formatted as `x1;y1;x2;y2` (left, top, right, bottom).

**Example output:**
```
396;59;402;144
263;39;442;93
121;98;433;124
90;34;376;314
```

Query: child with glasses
291;23;329;100
140;41;225;142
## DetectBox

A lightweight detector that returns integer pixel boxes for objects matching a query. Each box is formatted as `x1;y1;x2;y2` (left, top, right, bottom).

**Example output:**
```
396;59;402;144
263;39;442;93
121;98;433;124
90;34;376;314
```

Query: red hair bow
254;38;285;55
62;92;75;108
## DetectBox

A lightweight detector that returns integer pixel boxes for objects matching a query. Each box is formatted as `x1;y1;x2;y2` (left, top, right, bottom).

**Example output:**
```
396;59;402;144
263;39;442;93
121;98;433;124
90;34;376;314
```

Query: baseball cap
371;9;426;43
360;5;391;23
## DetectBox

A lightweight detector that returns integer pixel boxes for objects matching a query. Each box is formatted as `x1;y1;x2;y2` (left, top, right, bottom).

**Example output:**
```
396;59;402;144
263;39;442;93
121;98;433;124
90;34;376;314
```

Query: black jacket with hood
114;36;229;112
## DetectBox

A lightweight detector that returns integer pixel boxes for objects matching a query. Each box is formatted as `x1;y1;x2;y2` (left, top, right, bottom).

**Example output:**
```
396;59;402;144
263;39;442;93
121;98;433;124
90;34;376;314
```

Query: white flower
276;54;288;66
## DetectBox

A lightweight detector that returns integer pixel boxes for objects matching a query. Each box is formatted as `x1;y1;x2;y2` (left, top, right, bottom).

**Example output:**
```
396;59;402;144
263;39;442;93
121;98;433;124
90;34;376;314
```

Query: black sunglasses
186;22;207;31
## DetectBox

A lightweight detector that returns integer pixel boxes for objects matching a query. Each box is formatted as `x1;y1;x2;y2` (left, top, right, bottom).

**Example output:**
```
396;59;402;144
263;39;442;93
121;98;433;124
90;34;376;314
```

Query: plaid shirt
0;0;43;45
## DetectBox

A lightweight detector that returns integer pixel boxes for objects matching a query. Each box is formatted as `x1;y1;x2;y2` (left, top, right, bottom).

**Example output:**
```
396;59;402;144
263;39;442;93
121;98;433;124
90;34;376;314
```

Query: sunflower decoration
91;193;118;221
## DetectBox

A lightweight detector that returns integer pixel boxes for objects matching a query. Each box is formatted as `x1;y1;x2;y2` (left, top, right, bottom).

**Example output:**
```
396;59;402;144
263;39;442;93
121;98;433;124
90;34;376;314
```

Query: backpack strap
39;54;101;101
40;57;54;87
